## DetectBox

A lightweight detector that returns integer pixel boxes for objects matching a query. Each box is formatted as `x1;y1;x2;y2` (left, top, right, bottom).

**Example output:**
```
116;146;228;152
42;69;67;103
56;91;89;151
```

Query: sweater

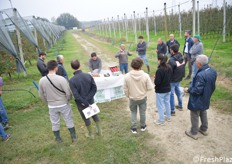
154;66;172;93
69;70;97;107
88;57;102;73
136;41;147;55
37;58;48;76
39;74;72;106
168;53;185;83
189;41;204;60
124;70;153;100
115;50;132;64
157;42;167;55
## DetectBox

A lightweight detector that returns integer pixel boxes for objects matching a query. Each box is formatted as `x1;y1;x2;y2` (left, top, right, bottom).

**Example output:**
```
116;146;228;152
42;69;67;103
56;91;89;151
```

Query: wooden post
107;17;112;38
164;3;168;41
145;7;150;42
112;17;116;39
138;13;141;34
178;4;182;38
33;28;39;53
14;9;26;76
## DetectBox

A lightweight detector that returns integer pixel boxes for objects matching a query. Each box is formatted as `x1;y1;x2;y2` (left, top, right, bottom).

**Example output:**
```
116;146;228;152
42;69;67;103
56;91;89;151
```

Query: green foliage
0;50;16;76
56;13;81;29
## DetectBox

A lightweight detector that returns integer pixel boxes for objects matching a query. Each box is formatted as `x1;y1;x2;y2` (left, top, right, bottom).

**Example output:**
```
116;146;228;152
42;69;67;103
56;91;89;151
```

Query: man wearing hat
189;35;204;80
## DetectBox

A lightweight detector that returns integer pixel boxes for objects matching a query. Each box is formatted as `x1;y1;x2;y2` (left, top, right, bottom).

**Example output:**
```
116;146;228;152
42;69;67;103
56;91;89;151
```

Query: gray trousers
190;110;208;135
49;103;74;131
184;53;192;77
129;97;147;129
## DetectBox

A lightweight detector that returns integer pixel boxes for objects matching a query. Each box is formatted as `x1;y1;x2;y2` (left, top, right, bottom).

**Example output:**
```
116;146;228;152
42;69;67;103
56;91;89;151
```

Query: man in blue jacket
184;55;217;140
69;59;101;139
136;36;150;74
183;30;194;80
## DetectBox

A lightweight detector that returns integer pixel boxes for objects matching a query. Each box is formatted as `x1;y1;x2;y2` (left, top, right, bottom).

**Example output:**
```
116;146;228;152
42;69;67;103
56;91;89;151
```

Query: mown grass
0;31;169;163
87;30;232;113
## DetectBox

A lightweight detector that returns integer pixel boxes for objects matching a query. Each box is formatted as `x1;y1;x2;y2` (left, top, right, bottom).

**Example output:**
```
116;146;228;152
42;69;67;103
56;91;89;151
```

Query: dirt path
72;32;232;163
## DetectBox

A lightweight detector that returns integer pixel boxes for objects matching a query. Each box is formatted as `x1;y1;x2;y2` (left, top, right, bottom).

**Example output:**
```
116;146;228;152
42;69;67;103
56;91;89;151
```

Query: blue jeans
156;92;171;123
139;54;149;66
120;63;128;74
170;82;183;112
0;123;7;140
191;61;198;80
0;97;8;124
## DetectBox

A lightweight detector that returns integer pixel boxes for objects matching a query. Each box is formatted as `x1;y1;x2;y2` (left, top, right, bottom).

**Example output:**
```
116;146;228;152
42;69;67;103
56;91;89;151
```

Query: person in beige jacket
124;57;153;134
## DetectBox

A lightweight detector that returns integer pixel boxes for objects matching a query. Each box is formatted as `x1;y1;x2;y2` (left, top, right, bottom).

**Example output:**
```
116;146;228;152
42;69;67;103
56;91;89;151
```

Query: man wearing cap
183;30;194;80
189;35;204;80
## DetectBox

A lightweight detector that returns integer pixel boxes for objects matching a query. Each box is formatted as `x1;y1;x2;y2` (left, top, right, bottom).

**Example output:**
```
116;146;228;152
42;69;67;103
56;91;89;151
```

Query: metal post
124;13;128;42
192;0;196;36
164;3;168;41
133;11;137;43
178;4;182;38
153;10;157;36
117;15;121;39
223;0;226;42
197;1;200;35
145;7;150;42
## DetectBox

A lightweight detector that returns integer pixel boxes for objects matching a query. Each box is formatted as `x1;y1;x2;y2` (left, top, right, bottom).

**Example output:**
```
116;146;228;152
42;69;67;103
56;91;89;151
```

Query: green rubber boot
85;125;94;139
96;122;102;136
53;131;62;144
68;127;77;143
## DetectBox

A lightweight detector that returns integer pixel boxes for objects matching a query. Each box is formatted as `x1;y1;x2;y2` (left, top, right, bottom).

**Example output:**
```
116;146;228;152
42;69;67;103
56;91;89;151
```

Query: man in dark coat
156;38;167;57
184;55;217;140
37;52;48;76
69;59;102;139
56;55;68;80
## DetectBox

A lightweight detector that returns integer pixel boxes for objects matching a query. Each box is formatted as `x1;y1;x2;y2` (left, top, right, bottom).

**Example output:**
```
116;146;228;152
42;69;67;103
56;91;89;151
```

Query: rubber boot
85;125;94;139
96;122;102;136
53;131;62;144
147;65;150;75
68;127;77;143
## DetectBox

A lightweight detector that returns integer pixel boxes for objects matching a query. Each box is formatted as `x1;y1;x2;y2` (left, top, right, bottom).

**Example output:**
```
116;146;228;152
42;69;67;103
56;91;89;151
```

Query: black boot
68;127;77;143
147;66;150;75
53;131;62;144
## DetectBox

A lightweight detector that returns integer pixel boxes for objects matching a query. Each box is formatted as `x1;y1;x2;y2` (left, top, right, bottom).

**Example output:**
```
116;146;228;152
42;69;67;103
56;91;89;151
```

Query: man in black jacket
56;55;68;80
166;34;180;56
37;52;48;76
69;59;101;139
168;44;185;116
184;55;217;140
156;38;167;57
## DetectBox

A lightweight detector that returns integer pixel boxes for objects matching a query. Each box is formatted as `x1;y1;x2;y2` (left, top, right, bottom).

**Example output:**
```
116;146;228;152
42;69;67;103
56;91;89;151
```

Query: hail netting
0;11;25;72
2;8;41;52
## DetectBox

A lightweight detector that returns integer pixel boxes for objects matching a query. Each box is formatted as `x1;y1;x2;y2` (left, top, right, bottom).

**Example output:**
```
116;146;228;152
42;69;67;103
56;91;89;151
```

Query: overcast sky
0;0;230;22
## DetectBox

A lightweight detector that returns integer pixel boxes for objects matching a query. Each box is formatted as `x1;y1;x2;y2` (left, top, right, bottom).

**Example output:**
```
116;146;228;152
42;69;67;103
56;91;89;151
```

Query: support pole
112;17;116;39
133;11;137;44
138;13;141;34
153;10;157;36
223;0;226;42
107;17;112;38
33;28;39;53
117;15;121;39
145;7;150;42
192;0;196;36
124;13;128;42
164;3;168;41
178;4;182;38
197;1;200;35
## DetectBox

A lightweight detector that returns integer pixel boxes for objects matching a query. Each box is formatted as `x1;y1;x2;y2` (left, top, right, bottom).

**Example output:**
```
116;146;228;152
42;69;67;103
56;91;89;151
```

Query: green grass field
0;31;169;163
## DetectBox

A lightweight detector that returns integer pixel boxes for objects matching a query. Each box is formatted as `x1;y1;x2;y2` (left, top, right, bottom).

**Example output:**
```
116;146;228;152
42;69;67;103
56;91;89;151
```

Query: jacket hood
172;53;184;63
129;70;146;81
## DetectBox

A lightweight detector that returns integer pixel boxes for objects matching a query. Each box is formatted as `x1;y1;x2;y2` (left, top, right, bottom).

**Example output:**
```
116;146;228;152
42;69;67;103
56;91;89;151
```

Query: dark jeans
119;63;128;74
184;53;192;77
77;104;99;126
190;110;208;135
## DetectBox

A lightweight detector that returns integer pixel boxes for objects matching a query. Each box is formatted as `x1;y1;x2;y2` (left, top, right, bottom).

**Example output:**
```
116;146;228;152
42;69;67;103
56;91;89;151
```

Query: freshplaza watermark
193;156;232;163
